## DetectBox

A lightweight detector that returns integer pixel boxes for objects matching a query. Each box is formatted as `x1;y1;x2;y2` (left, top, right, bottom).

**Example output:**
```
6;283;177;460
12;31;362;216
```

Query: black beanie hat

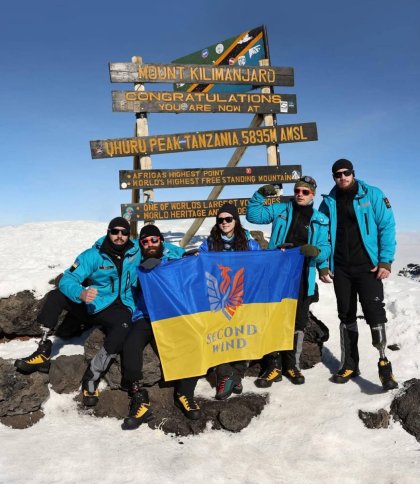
217;203;240;220
108;217;130;231
332;158;354;173
139;224;164;241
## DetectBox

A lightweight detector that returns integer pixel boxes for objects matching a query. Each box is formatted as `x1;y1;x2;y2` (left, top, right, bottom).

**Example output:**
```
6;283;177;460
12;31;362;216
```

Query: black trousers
37;289;131;354
122;318;198;398
333;264;387;326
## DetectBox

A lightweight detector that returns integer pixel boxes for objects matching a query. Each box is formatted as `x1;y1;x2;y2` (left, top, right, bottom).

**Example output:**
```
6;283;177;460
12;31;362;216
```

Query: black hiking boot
174;392;201;420
254;367;282;388
331;367;360;384
81;367;100;407
378;358;398;391
284;368;305;385
122;385;152;430
14;339;52;374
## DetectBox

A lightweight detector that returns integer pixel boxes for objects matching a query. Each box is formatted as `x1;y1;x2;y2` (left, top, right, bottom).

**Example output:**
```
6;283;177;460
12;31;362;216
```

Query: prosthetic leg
14;326;53;374
81;347;116;406
370;323;398;391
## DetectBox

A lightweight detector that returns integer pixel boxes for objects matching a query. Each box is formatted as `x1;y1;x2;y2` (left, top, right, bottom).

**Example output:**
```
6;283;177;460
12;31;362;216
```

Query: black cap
217;203;239;220
139;224;164;241
108;217;130;231
332;158;354;173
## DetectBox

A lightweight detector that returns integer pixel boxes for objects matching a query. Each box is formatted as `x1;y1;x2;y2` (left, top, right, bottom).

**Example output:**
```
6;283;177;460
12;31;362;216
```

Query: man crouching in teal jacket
15;217;141;407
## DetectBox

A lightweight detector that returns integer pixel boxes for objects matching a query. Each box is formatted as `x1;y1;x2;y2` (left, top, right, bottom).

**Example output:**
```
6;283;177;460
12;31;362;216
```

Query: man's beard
142;244;164;259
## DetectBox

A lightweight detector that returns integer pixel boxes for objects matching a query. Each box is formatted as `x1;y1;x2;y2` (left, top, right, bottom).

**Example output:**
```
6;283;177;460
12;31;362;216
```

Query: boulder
398;264;420;282
0;358;49;426
390;378;420;443
358;409;390;429
0;291;45;338
49;355;86;394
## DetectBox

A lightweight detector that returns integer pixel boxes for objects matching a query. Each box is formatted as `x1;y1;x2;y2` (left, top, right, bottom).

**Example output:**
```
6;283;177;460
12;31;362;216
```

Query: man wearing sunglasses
121;224;202;430
15;217;141;406
246;176;330;386
319;159;398;391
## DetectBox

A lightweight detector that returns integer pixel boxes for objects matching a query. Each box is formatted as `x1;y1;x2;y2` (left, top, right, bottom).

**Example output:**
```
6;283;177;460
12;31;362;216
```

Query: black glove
300;244;320;257
140;257;161;271
258;184;277;197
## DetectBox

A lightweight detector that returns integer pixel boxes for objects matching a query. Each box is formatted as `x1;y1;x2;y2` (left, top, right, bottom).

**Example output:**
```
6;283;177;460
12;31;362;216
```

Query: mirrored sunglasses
294;188;312;196
140;236;161;247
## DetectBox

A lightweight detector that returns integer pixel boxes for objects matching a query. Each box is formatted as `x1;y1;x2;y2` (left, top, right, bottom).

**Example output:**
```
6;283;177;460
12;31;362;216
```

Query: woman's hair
208;218;249;252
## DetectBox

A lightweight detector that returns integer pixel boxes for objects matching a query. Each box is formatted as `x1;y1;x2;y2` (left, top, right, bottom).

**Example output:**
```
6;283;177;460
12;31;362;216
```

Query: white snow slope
1;221;419;484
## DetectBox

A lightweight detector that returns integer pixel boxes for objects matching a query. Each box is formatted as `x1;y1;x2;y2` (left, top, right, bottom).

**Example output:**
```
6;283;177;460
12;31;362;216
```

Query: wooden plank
121;196;292;221
91;122;317;159
109;63;294;86
180;114;263;247
119;165;302;190
111;90;297;114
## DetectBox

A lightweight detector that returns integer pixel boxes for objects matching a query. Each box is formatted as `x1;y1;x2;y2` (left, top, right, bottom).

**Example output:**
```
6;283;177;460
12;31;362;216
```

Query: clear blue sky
1;0;419;230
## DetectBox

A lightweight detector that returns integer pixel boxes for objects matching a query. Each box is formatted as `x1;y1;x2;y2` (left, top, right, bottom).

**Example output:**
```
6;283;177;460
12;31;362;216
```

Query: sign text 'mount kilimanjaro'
112;91;296;114
122;196;292;221
109;63;294;86
120;165;302;190
90;123;317;159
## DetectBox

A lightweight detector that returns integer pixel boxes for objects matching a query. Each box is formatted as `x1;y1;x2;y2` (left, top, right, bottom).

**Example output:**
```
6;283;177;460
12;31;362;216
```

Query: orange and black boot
122;383;153;430
14;339;52;374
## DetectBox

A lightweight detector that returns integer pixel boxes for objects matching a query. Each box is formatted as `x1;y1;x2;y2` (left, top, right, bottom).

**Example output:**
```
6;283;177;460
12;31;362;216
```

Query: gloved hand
300;244;320;257
257;184;277;197
140;257;161;271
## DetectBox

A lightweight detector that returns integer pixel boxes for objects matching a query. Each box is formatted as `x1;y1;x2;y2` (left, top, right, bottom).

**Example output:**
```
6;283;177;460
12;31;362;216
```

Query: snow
1;221;420;484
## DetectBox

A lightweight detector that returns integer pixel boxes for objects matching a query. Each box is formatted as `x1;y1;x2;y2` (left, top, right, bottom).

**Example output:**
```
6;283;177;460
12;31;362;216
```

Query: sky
1;0;420;230
1;222;420;483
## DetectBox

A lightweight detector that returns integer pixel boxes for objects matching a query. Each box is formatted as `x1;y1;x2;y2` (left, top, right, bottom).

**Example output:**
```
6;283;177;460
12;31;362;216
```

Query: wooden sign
122;196;292;221
112;91;297;114
119;165;302;190
172;25;270;94
91;123;317;159
109;63;294;86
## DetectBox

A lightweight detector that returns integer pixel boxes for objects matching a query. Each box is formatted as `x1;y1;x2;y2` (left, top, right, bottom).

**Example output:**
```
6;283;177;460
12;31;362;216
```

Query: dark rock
250;231;268;250
388;344;400;351
390;378;420;443
218;394;267;432
49;355;86;394
300;312;330;369
84;328;105;360
358;409;390;429
398;264;420;282
301;341;322;370
0;291;45;338
0;358;49;418
92;389;128;419
104;356;123;390
0;409;45;429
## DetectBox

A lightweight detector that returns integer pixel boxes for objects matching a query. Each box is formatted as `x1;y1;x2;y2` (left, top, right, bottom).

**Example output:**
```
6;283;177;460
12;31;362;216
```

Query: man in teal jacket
15;217;141;406
318;159;398;390
246;176;330;386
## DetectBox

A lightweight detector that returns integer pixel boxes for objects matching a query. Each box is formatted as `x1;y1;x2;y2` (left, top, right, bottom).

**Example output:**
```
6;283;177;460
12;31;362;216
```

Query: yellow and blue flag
138;248;304;381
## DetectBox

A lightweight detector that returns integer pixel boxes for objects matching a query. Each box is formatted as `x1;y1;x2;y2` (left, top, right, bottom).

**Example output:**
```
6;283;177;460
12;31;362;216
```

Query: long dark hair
208;218;249;252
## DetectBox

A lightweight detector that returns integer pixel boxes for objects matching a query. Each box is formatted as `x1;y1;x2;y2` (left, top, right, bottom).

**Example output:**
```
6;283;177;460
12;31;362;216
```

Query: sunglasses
217;216;234;224
294;188;312;196
109;228;129;236
334;169;353;178
140;236;161;247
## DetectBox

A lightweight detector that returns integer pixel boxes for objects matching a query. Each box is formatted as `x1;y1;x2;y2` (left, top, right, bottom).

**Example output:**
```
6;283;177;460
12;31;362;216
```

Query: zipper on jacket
125;271;131;294
110;277;115;293
364;213;370;235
